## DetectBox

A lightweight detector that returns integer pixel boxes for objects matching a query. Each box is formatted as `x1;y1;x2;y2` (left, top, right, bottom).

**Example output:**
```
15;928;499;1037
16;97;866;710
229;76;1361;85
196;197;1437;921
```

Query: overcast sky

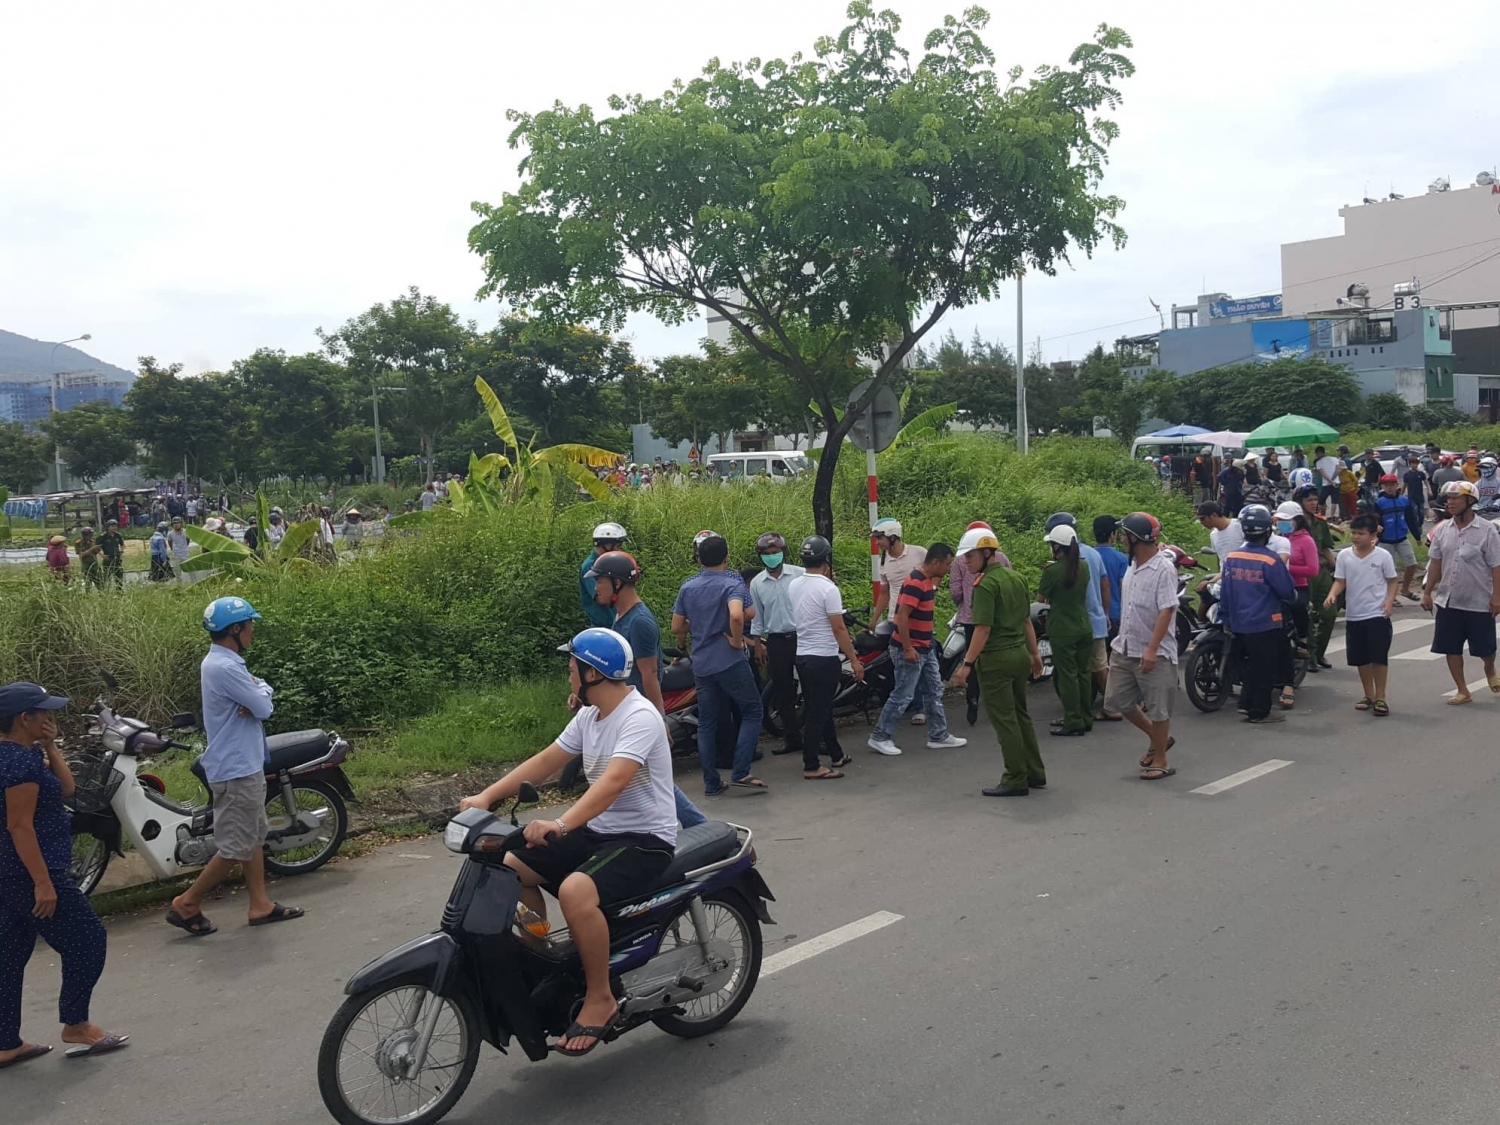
6;0;1499;376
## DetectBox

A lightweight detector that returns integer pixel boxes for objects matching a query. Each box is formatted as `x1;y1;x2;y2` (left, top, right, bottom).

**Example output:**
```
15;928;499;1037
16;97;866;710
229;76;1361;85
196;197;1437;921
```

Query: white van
706;451;810;482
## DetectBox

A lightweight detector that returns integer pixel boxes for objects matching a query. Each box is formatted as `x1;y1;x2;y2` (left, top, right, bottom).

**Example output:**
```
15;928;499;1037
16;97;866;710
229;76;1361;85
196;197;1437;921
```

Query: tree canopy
0;421;53;493
471;2;1134;535
1173;356;1363;432
42;401;135;487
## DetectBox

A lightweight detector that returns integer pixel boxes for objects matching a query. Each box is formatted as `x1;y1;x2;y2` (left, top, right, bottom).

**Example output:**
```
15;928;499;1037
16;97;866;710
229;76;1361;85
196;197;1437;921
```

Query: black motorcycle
1182;579;1308;712
760;608;896;736
317;784;774;1125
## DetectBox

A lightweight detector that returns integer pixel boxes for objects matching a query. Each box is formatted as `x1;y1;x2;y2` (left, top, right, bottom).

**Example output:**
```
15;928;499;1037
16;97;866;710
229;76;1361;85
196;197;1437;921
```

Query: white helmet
872;517;902;539
1274;501;1301;521
592;522;628;543
957;527;1000;555
1043;524;1078;547
1289;467;1315;489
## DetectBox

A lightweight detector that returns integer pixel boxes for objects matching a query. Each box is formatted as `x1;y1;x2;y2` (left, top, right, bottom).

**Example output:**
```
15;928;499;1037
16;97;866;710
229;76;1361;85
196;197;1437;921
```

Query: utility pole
372;385;383;483
1015;273;1028;454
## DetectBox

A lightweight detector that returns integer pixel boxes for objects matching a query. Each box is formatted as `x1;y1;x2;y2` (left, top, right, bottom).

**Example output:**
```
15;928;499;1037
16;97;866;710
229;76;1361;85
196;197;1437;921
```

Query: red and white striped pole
867;444;880;604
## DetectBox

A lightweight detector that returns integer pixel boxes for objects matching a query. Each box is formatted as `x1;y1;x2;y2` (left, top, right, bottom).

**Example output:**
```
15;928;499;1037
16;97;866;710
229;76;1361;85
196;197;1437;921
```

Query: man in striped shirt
867;543;968;756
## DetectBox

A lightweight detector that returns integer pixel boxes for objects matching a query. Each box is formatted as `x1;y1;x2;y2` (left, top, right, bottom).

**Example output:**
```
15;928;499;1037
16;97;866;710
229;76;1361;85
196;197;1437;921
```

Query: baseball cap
0;682;70;721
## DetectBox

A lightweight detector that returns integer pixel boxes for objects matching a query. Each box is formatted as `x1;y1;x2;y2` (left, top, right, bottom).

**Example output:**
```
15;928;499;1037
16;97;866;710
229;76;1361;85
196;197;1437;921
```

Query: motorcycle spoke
335;986;469;1124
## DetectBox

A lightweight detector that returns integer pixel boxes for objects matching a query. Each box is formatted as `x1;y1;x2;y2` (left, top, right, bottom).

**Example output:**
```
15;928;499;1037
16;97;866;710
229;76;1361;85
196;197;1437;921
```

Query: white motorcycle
67;695;356;895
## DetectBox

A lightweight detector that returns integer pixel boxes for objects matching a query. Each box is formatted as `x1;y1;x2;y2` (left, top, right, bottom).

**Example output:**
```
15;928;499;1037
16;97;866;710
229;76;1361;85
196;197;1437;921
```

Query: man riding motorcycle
459;628;677;1058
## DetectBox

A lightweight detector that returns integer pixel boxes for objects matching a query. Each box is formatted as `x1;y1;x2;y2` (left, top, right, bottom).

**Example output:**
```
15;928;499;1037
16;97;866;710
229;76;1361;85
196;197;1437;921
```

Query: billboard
1209;293;1283;319
1251;320;1311;364
1313;318;1349;349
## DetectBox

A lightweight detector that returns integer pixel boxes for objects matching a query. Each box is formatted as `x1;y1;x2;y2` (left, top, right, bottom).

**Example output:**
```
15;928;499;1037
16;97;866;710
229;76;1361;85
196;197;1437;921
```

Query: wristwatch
963;660;976;669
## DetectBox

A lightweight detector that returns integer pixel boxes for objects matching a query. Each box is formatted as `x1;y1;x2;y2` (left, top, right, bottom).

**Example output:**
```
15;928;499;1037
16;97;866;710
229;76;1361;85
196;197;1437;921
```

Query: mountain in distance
0;329;136;382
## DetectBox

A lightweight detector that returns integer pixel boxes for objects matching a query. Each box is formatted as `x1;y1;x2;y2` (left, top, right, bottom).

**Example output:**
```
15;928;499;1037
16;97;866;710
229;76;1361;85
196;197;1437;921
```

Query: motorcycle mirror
170;712;198;730
517;781;539;805
100;670;118;691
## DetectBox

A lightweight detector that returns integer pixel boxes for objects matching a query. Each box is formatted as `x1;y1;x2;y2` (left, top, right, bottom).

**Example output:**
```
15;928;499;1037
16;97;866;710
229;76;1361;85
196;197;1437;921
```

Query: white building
1282;175;1500;327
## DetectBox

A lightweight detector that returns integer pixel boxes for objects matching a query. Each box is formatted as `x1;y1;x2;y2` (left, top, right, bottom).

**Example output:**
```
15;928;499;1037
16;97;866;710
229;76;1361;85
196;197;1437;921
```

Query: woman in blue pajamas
0;683;127;1068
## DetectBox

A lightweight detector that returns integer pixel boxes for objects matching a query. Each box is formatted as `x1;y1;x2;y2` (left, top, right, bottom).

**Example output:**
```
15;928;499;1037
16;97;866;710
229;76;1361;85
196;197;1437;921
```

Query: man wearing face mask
749;532;806;759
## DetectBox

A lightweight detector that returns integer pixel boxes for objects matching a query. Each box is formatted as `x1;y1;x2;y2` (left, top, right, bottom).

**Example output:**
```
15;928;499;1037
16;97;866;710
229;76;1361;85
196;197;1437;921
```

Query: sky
5;0;1500;377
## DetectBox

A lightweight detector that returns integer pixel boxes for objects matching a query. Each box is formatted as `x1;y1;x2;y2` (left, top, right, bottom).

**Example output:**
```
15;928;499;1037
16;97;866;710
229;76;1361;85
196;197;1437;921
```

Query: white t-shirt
557;691;676;844
1335;546;1397;621
791;573;844;657
1268;533;1291;560
878;545;926;621
1316;455;1341;487
1209;521;1245;557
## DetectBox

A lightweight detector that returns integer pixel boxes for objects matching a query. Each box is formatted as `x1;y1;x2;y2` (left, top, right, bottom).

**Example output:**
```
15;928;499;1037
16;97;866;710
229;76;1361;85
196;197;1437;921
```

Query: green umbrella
1243;413;1340;449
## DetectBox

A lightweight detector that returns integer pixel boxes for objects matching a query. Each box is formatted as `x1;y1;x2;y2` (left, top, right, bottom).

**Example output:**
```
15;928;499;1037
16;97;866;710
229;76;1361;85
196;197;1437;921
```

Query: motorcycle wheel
318;984;480;1125
70;834;111;897
651;890;763;1039
263;779;347;876
1184;641;1228;713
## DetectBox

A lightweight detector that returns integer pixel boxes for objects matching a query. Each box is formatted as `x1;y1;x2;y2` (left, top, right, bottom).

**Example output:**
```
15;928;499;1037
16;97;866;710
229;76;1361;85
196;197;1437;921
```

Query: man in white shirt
789;535;863;779
460;628;676;1058
1197;502;1244;557
167;516;192;580
1314;445;1343;517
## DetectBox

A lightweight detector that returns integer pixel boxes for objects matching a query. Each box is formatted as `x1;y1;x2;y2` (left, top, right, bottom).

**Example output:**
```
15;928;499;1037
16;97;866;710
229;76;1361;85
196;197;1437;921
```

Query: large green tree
646;351;760;452
0;421;53;492
125;357;241;480
42;401;136;487
1175;356;1362;432
319;288;477;483
469;3;1134;537
230;349;354;480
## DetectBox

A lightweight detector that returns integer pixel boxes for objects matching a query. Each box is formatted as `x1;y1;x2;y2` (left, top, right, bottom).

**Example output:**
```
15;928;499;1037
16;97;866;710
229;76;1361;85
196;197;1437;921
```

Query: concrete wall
1282;181;1500;323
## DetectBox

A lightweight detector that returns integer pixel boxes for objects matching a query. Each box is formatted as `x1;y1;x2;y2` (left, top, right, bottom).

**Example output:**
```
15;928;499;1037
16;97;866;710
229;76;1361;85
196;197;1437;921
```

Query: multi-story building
0;370;131;429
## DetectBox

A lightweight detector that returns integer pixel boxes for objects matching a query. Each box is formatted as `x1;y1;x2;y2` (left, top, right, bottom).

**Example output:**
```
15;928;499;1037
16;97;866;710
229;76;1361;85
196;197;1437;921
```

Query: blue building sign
1250;319;1311;364
1209;293;1283;319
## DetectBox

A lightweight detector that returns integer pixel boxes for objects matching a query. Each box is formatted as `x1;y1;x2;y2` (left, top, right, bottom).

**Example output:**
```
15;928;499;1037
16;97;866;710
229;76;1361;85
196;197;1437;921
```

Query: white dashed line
1191;759;1294;796
1323;617;1428;657
1446;678;1497;699
762;911;904;976
1391;650;1443;661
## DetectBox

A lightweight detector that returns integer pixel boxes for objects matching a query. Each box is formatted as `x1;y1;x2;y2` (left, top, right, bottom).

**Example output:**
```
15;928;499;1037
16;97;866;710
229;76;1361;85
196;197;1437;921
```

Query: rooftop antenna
1149;296;1163;331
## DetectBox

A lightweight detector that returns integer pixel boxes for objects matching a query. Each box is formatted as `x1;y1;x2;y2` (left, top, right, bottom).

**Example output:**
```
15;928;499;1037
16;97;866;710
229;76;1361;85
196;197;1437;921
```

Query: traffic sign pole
866;444;880;604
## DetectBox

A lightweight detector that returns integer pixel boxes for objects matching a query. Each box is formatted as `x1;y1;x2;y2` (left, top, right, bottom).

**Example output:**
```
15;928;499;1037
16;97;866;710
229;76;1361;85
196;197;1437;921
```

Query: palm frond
474;376;520;449
893;402;958;447
275;520;320;563
183;523;243;554
554;459;612;500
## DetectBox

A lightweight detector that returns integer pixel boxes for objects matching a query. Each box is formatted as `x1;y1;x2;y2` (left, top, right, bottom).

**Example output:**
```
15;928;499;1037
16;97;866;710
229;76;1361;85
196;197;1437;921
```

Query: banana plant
180;492;321;575
473;377;618;501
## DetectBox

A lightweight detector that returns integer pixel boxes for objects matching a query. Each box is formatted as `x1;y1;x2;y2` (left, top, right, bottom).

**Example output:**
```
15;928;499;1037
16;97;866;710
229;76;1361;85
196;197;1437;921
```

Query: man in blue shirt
1219;506;1296;724
580;522;628;629
167;598;302;937
1092;515;1131;719
1374;474;1420;600
672;532;765;796
748;531;806;758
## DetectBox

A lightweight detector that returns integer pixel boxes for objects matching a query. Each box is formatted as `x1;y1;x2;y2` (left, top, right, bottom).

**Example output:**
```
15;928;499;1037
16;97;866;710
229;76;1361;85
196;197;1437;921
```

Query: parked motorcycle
317;783;774;1125
66;691;355;896
760;608;896;736
1182;580;1308;712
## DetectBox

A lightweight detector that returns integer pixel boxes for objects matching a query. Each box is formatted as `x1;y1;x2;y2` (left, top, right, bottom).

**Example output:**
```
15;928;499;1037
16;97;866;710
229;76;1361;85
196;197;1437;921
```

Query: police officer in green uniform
1296;486;1341;671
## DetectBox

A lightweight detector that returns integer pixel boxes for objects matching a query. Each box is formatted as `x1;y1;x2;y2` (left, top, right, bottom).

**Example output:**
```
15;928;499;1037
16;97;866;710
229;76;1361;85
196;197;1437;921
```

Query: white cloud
4;0;1498;373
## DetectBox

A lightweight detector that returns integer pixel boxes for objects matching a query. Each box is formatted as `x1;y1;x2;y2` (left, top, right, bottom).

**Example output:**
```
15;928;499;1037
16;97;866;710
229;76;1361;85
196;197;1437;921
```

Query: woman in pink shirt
1277;502;1320;710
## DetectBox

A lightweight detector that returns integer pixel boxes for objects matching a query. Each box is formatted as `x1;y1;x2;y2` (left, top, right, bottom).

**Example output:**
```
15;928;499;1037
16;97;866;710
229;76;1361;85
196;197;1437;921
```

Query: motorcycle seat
266;730;331;771
651;821;740;889
659;659;695;692
854;631;889;655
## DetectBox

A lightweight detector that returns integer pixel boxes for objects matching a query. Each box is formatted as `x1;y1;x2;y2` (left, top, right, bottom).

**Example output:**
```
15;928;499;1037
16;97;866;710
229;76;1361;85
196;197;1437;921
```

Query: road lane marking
1191;759;1294;796
1392;649;1443;661
1323;617;1428;656
1447;678;1497;698
762;910;904;976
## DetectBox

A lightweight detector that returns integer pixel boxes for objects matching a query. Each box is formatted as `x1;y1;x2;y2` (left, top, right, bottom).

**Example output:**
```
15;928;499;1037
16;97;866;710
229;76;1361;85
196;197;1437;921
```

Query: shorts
209;774;270;862
1102;651;1178;722
1379;539;1418;568
513;827;675;906
1345;617;1393;666
1089;638;1109;674
1432;605;1498;658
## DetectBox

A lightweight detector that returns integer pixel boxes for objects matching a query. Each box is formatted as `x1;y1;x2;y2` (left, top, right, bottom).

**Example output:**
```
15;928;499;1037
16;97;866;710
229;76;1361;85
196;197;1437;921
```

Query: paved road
14;609;1500;1124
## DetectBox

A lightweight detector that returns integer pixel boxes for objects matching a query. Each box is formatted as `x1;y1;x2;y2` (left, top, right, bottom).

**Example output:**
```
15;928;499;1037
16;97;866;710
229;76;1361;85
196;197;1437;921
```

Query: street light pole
48;334;92;491
1015;275;1028;455
370;385;405;484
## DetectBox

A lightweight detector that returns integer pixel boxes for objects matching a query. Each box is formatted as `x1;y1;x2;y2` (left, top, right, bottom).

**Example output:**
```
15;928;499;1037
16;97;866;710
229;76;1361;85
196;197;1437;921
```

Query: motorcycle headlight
101;728;127;753
443;820;468;853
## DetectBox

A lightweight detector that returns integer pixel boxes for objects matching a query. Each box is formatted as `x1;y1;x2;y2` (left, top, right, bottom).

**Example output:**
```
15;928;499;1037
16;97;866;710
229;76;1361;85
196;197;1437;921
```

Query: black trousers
1235;627;1292;719
795;654;844;772
764;633;803;752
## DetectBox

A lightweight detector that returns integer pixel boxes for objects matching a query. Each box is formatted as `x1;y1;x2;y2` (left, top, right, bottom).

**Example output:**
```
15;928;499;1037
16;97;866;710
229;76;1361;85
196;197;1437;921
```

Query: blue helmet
1238;504;1273;534
559;627;634;682
203;596;262;633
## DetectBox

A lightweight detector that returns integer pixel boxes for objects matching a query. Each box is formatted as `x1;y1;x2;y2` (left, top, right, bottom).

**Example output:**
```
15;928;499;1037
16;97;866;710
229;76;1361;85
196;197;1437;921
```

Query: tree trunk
811;430;844;543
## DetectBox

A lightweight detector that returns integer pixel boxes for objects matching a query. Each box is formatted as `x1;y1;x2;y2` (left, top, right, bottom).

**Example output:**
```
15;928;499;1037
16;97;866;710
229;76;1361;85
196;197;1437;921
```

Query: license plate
1037;640;1052;657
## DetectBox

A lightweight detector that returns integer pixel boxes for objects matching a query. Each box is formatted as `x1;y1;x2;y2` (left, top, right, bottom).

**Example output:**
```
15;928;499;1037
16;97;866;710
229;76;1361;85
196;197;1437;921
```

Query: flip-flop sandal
165;908;217;937
803;769;844;780
1373;700;1390;717
1489;675;1500;694
1139;767;1176;781
248;903;305;927
1279;692;1296;710
553;1010;620;1058
0;1044;52;1069
1355;698;1372;711
64;1034;129;1059
1141;736;1176;769
704;784;729;797
1448;694;1473;706
730;778;769;793
1094;712;1124;722
1402;591;1420;601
